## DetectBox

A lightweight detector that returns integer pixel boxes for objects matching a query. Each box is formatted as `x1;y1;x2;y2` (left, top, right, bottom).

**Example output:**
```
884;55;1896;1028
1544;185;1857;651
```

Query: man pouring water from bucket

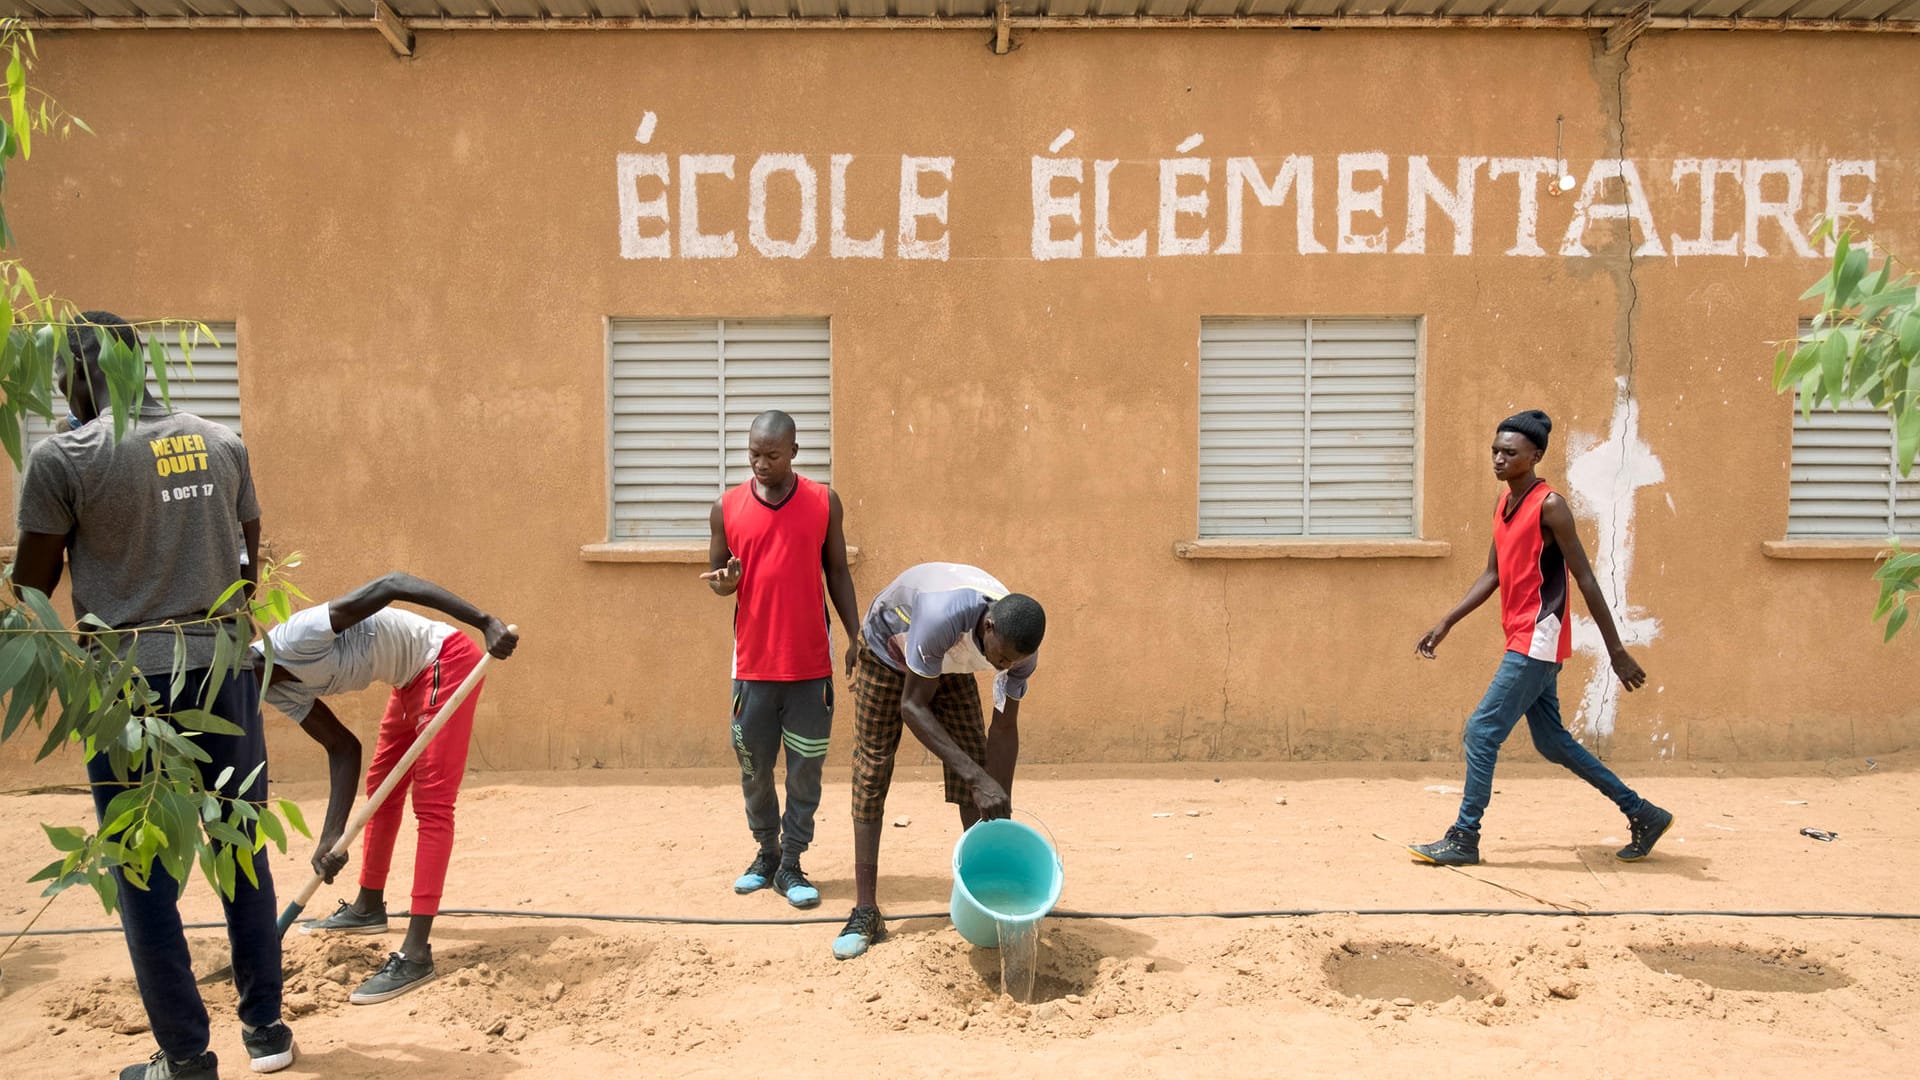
834;563;1046;960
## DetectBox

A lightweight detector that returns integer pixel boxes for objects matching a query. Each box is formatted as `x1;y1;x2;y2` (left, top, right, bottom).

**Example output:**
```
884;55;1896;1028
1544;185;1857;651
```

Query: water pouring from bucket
950;817;1064;1002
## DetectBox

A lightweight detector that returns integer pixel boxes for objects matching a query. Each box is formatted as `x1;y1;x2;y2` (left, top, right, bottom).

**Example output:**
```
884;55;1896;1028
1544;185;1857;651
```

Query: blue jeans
732;678;833;861
87;668;282;1061
1452;651;1646;834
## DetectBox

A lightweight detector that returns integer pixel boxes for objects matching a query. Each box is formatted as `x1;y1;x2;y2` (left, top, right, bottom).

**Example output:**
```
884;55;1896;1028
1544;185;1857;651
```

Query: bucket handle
1013;807;1064;871
963;809;1064;869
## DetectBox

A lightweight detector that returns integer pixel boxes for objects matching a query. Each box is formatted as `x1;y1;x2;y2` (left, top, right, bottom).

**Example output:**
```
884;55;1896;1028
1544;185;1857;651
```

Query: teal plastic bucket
949;818;1064;948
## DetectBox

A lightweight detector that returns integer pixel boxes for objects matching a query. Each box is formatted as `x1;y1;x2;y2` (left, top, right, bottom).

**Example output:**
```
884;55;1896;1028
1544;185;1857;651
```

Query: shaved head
750;410;797;444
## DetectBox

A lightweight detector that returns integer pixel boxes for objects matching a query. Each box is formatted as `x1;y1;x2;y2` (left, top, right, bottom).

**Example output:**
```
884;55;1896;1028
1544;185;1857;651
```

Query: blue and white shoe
774;863;820;909
733;850;779;894
832;905;885;960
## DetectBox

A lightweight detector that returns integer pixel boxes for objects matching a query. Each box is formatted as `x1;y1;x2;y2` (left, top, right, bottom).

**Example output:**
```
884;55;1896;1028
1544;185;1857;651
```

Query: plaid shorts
850;642;987;824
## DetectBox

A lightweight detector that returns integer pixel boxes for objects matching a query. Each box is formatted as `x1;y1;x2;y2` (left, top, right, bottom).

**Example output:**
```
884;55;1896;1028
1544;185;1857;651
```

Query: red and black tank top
722;473;833;681
1494;481;1572;663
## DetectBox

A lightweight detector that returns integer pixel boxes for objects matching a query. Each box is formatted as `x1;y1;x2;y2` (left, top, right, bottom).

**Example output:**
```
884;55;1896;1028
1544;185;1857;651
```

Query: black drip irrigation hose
9;905;1920;938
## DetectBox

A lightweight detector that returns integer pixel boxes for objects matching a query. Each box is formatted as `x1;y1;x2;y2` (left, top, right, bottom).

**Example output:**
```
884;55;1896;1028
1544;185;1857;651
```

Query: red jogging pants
357;631;483;918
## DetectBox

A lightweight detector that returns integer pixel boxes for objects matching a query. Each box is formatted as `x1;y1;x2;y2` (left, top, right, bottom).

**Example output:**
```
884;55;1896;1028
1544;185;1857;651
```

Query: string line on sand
1370;831;1585;912
8;905;1920;939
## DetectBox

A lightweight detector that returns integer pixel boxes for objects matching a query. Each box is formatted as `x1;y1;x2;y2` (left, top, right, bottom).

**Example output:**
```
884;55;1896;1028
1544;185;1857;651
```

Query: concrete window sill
1175;538;1452;560
582;541;862;565
1761;539;1902;561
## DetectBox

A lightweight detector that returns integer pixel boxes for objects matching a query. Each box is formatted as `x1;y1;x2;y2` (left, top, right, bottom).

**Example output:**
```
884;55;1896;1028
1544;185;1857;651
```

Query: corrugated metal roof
2;0;1917;23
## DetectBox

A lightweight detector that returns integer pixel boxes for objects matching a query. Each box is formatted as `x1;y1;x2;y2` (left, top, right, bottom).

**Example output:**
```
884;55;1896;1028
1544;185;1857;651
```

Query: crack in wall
1564;33;1666;748
1220;561;1234;763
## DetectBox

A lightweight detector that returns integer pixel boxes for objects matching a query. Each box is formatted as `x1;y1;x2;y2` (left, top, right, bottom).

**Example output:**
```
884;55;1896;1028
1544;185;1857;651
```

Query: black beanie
1497;409;1553;451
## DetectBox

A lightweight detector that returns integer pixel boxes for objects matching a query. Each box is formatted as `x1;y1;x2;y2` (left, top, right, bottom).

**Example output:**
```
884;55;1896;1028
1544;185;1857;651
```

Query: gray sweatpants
732;678;834;861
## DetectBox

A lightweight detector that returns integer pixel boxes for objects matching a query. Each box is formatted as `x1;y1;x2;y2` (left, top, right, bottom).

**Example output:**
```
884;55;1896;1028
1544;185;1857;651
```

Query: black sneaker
1408;826;1481;866
240;1021;295;1074
119;1050;219;1080
1617;804;1675;861
300;898;388;936
831;905;886;960
349;950;436;1005
732;850;780;894
773;862;821;909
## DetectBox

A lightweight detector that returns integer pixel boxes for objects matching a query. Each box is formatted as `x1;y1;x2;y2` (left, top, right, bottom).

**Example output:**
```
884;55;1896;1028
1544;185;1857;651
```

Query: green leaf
1884;602;1909;642
1834;245;1868;309
35;707;72;761
101;787;144;834
256;808;286;851
89;871;118;913
1901;311;1920;359
27;857;65;884
205;820;250;849
170;627;188;704
279;799;310;838
206;578;247;619
236;844;259;887
1899;406;1920;478
1819;332;1848;406
102;807;140;838
146;336;169;406
40;822;86;852
0;633;37;696
237;760;264;796
19;584;65;634
2;648;45;740
214;844;236;900
170;708;244;737
214;765;234;790
6;48;28;161
201;624;236;711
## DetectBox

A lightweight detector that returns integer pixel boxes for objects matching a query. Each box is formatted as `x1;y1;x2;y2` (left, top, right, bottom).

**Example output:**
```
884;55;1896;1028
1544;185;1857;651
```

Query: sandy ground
1;759;1917;1079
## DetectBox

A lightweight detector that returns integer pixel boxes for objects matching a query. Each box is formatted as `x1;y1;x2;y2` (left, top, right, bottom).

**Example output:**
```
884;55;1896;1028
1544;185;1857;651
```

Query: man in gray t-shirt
11;313;293;1077
833;562;1046;961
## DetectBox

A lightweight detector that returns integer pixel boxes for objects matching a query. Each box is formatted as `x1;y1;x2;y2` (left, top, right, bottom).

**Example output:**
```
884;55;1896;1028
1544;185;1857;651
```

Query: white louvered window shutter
21;322;241;462
1787;400;1919;538
1786;317;1920;540
608;317;831;541
1199;317;1418;539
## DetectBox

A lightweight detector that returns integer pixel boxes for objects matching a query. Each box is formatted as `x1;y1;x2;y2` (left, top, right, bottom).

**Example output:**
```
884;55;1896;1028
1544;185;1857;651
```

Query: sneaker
1408;826;1481;866
733;849;779;894
349;950;436;1005
300;899;388;936
774;863;821;909
240;1021;295;1074
1617;804;1675;861
832;905;885;961
119;1050;219;1080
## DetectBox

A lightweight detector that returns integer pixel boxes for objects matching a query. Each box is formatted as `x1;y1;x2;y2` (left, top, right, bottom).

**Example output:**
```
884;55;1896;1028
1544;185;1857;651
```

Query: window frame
602;315;833;544
1195;315;1425;543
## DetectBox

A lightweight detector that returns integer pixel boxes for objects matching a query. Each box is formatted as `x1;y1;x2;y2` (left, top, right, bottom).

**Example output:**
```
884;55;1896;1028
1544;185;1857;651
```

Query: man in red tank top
702;411;861;908
1408;410;1673;867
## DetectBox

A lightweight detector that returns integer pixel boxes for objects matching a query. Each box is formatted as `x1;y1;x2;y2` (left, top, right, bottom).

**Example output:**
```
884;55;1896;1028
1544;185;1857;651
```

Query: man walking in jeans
1409;409;1673;867
12;313;293;1078
702;410;860;909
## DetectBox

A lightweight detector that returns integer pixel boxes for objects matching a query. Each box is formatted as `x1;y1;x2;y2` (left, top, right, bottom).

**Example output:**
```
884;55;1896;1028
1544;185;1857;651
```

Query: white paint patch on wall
1565;376;1665;740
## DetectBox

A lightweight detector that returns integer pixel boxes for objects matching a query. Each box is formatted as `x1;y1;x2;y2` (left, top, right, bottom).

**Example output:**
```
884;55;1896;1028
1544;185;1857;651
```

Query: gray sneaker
350;950;436;1005
119;1050;218;1080
300;899;388;936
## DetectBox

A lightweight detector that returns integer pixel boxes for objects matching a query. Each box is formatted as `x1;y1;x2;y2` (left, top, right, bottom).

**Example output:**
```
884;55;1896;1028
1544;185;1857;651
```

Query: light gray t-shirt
861;562;1037;711
17;406;260;674
253;604;454;723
